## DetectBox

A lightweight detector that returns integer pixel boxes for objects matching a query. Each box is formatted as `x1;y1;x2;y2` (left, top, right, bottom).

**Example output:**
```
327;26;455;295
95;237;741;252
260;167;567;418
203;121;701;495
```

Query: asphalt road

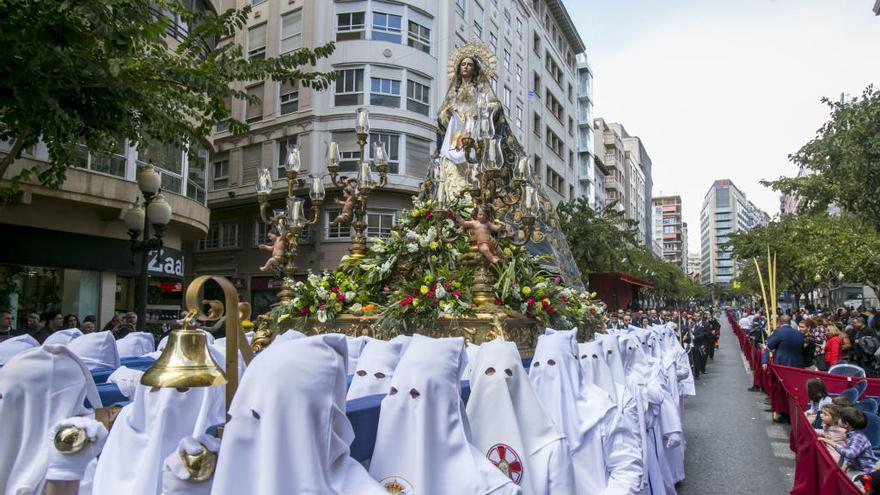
676;316;795;495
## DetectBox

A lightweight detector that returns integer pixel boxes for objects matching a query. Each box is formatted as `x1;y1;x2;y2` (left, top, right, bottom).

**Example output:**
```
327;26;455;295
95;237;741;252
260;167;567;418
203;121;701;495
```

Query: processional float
129;42;605;475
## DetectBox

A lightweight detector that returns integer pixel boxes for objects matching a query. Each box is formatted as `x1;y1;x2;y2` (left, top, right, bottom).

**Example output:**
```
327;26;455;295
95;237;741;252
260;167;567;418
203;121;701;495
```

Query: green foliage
726;213;880;302
558;197;702;305
273;198;607;333
763;86;880;228
0;0;336;189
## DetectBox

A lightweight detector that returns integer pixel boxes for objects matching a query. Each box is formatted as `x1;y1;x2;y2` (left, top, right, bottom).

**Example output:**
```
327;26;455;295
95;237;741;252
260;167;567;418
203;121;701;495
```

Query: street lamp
124;162;173;332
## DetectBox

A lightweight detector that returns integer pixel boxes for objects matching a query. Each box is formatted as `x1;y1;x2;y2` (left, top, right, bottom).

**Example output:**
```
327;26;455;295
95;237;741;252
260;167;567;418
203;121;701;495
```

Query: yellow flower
521;286;532;296
411;209;421;218
278;314;289;323
429;241;438;250
503;247;512;256
412;297;420;307
334;302;343;311
420;285;429;295
423;274;434;284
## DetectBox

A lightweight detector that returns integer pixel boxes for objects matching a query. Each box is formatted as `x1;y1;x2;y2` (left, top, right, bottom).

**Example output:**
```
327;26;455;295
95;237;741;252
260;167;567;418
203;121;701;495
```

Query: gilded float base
256;306;541;357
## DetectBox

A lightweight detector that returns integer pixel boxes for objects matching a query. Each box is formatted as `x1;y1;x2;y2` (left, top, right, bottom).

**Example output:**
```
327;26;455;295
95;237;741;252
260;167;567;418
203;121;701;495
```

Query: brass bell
141;329;227;388
54;426;88;454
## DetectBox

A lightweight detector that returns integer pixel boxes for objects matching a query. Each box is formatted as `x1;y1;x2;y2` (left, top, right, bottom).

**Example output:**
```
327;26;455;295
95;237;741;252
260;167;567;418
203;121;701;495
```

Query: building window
74;139;127;178
248;23;267;60
187;146;208;204
504;9;511;22
533;32;541;55
502;86;511;109
211;156;229;190
276;136;297;178
533;113;541;137
335;68;364;106
339;151;359;172
245;84;264;123
516;18;523;38
325;209;351;239
279;81;299;115
474;20;482;38
545;165;564;193
370;133;400;174
367;210;396;239
503;49;511;69
372;12;402;43
406;80;430;116
515;64;522;84
533;72;541;94
137;140;184;193
489;32;498;53
455;0;466;17
515;105;523;128
370;77;401;108
280;9;302;53
407;21;431;53
199;222;240;250
337;12;366;41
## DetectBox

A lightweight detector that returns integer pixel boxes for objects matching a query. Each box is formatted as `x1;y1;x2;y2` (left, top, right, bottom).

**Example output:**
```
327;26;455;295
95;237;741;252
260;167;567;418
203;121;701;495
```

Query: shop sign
147;248;184;279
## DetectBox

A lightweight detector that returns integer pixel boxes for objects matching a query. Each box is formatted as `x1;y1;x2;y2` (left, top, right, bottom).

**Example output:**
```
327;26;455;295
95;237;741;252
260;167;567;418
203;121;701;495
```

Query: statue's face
475;208;487;222
459;57;475;79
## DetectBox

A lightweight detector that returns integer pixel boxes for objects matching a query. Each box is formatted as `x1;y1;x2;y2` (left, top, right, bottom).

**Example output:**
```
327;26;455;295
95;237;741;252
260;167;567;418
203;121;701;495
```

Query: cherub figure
258;225;285;272
457;204;504;264
330;182;356;226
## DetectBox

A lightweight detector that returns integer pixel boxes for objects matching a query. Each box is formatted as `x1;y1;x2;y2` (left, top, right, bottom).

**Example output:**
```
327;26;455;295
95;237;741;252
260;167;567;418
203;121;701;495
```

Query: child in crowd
833;396;855;408
806;378;832;427
820;407;878;474
816;404;847;463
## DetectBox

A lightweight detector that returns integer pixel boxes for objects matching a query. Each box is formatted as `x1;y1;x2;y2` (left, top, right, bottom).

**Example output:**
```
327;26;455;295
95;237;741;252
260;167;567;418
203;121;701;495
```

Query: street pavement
677;316;795;494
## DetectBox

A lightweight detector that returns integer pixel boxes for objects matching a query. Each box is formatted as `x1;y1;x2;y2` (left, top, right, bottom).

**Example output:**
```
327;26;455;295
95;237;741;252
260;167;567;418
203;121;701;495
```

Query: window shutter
241;144;263;184
406;136;430;179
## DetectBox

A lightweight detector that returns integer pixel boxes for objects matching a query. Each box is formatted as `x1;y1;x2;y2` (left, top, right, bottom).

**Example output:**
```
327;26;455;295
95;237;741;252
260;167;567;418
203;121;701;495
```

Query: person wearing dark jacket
766;315;805;368
693;315;715;377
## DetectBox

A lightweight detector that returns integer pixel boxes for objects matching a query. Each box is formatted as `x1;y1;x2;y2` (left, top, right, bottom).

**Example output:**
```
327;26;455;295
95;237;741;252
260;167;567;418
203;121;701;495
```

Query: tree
0;0;335;189
559;198;702;305
557;198;640;274
727;213;880;308
763;86;880;229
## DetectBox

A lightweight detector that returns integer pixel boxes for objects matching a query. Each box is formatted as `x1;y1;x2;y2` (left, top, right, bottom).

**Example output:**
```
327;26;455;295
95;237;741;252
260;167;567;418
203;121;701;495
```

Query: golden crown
446;38;497;83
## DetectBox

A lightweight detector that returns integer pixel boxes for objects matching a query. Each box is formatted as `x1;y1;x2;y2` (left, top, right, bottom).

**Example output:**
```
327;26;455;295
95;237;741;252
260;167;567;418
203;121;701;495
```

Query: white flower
436;286;447;299
350;303;363;314
344;291;355;302
371;243;386;253
317;309;328;323
292;297;301;307
379;259;394;273
450;248;460;258
316;288;329;300
307;273;320;286
406;242;418;253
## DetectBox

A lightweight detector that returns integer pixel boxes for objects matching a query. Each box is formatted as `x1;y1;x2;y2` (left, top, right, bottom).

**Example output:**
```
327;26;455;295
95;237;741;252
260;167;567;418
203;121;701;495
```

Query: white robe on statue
212;334;386;495
369;334;520;495
529;333;642;494
468;339;576;494
346;338;405;401
0;345;101;495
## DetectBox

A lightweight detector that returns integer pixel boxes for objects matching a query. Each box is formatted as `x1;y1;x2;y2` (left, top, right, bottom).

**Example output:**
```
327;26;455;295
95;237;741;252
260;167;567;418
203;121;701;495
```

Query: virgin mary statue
436;40;512;200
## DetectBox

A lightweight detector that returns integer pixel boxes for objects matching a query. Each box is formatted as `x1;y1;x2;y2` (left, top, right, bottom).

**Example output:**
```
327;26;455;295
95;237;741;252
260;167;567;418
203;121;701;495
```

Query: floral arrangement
270;197;606;334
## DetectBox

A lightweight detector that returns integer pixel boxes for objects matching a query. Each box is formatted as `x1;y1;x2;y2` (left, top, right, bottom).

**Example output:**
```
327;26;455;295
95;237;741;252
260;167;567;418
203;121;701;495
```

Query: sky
565;0;880;253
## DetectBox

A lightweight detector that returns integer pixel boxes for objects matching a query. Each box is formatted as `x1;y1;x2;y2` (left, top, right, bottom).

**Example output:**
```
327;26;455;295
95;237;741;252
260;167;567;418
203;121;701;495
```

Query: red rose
495;297;503;305
590;308;597;316
337;294;345;302
319;302;326;309
452;290;462;297
526;298;536;308
331;286;339;293
426;291;435;299
400;295;414;307
299;307;309;314
425;210;433;220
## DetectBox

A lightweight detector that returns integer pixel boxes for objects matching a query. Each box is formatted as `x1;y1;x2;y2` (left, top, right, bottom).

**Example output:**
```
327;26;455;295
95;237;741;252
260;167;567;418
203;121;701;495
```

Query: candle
289;198;303;225
256;167;273;194
309;175;325;201
523;185;535;213
435;181;446;207
328;141;340;167
358;162;372;189
356;108;370;134
516;157;531;180
375;143;387;165
285;144;301;173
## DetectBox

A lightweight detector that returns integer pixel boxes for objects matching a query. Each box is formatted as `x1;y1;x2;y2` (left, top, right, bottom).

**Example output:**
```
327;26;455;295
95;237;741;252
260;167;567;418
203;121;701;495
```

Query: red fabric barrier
724;312;867;495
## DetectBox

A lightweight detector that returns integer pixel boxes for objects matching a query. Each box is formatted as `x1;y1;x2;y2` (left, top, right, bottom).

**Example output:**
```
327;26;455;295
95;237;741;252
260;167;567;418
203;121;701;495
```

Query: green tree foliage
726;213;880;305
0;0;336;189
558;198;704;305
763;86;880;228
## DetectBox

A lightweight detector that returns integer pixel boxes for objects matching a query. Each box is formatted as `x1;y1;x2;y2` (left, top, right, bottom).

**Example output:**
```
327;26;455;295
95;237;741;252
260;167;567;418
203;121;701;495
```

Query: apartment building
592;119;653;248
652;195;688;272
194;0;587;314
699;179;768;285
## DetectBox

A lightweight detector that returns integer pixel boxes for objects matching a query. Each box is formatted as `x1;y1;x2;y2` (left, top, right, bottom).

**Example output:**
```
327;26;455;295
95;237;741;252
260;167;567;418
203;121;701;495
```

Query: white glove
162;435;221;495
46;416;108;481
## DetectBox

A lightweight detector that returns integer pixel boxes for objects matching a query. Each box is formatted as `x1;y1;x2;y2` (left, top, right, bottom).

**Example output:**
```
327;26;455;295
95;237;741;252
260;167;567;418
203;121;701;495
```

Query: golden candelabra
326;108;389;259
431;111;540;308
255;144;325;302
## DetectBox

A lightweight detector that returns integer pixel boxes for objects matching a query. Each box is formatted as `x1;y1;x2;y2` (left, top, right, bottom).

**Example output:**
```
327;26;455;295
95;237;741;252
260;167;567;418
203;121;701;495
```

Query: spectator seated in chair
819;407;878;475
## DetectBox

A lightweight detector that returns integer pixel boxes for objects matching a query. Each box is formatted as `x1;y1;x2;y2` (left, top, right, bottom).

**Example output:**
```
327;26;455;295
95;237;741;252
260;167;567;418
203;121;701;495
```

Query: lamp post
124;162;173;332
326;108;388;259
255;143;325;303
